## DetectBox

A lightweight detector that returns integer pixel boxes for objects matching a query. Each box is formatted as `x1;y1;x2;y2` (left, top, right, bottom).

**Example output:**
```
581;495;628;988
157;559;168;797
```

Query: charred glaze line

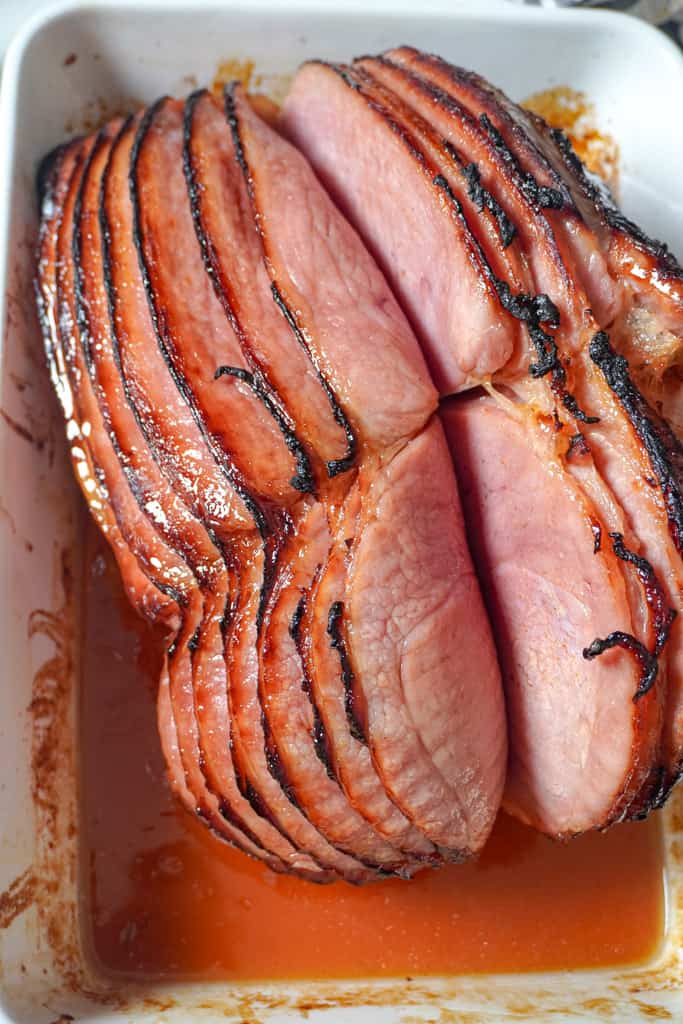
36;140;77;211
59;138;186;608
183;93;315;495
433;173;598;426
98;118;224;561
375;55;562;263
583;632;658;701
187;626;201;652
455;153;516;249
549;127;683;281
290;594;336;781
320;60;362;91
269;284;357;477
261;712;301;809
590;518;602;554
223;83;358;479
256;519;292;638
567;432;590;459
327;600;367;745
289;592;306;643
214;366;312;492
72;128;195;604
215;797;271;857
100;119;282;859
608;531;676;656
628;764;668;821
479;113;564;210
583;530;676;701
590;331;683;553
128;98;268;540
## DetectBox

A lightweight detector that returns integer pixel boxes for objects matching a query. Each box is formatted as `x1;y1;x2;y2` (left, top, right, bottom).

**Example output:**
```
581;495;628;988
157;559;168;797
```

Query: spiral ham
36;79;506;881
36;45;683;876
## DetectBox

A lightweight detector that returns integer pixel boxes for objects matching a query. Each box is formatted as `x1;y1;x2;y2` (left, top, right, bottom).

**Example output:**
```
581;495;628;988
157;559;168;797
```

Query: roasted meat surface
36;84;506;882
36;46;683;879
283;49;683;837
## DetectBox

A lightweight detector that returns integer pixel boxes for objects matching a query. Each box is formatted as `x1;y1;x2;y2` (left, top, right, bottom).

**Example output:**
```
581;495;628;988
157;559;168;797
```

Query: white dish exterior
1;1;683;1021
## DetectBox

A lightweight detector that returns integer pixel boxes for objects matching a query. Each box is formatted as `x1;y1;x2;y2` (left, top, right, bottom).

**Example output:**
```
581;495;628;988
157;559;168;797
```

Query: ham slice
283;51;682;835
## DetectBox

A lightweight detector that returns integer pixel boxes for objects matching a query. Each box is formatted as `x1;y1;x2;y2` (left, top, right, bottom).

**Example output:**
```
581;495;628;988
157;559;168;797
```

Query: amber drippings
80;520;664;982
523;86;619;190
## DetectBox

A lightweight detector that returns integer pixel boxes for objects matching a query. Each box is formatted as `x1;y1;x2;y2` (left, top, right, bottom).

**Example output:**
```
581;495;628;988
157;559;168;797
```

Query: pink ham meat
284;51;682;834
37;82;506;880
442;395;657;834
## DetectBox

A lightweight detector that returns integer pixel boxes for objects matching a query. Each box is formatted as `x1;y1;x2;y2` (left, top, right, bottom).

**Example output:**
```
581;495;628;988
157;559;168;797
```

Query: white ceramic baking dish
1;1;683;1020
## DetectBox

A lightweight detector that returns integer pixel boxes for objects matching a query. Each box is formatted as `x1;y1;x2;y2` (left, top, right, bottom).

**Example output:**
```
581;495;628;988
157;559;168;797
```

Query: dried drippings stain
212;56;292;107
0;868;36;929
25;534;100;998
634;1003;673;1020
81;523;663;985
64;95;142;137
212;57;256;96
63;53;77;67
50;1015;75;1024
523;86;619;190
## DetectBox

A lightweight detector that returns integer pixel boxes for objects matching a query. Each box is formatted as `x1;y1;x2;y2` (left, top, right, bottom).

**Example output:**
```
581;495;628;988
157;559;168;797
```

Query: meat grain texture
36;77;505;882
35;46;683;881
283;48;683;838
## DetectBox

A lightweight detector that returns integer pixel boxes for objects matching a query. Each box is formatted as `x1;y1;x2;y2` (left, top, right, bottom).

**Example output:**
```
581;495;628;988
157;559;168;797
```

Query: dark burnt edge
223;81;358;479
583;632;658;702
334;62;523;391
59;140;187;607
35;138;84;212
590;331;683;554
261;711;300;808
182;91;315;496
478;113;564;210
608;532;676;657
340;54;596;429
214;366;311;492
290;592;336;781
327;600;367;745
385;56;574;296
128;97;271;541
357;56;518;256
590;518;602;554
460;159;516;249
255;559;392;877
129;99;294;799
630;764;668;819
358;58;600;425
183;623;277;861
219;539;309;849
103;115;283;861
375;53;554;259
73;126;203;606
269;284;358;477
432;174;599;426
548;126;683;281
388;50;572;210
582;529;676;702
566;432;590;459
